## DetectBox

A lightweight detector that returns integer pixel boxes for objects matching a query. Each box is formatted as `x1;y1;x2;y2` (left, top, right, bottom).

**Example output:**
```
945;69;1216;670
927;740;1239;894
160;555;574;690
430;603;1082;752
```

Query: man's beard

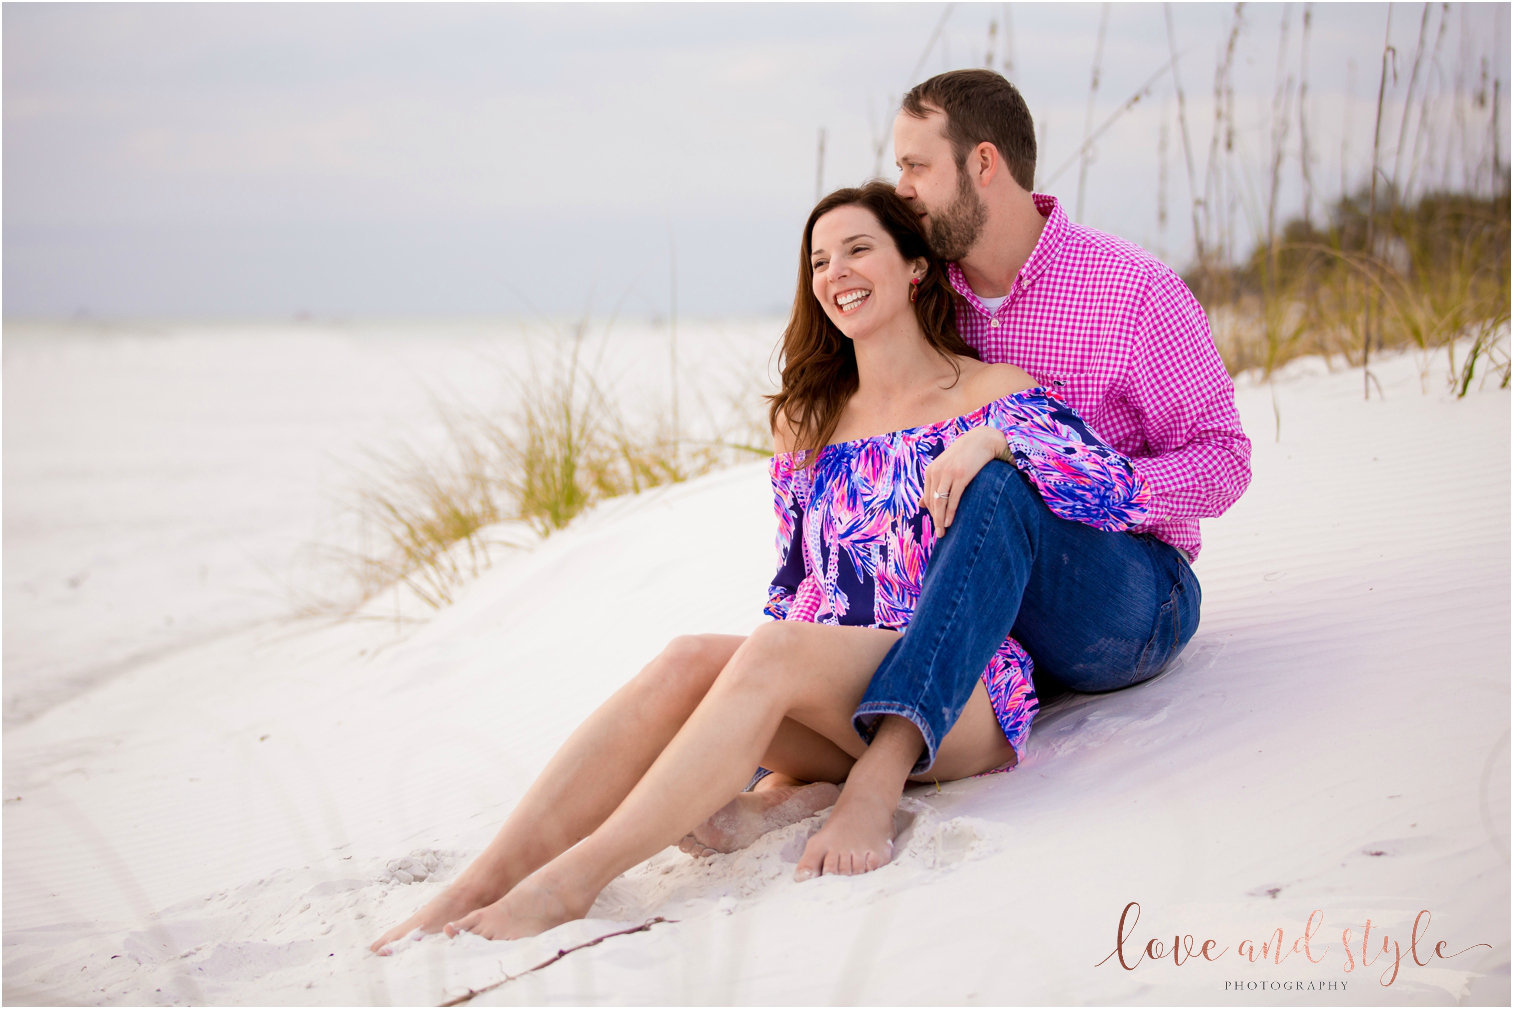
924;168;987;261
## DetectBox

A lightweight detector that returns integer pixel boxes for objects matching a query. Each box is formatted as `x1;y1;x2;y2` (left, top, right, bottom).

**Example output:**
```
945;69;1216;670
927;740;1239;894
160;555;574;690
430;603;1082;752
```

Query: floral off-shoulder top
764;387;1151;756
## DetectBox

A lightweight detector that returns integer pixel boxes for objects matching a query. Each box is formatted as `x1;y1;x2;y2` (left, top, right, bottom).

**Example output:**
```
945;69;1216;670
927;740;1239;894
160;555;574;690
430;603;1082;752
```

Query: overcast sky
4;3;1508;321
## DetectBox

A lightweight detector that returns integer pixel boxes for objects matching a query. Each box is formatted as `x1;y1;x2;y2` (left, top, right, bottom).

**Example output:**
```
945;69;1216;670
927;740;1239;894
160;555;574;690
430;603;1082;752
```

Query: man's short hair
901;69;1036;191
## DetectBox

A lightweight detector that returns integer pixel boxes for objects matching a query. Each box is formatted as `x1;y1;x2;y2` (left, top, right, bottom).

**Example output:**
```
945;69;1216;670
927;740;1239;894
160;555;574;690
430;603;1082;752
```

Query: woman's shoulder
961;360;1037;408
771;408;801;456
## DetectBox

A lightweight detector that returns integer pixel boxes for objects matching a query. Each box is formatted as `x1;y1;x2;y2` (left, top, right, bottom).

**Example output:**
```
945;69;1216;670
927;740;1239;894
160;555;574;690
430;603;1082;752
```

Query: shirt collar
1020;192;1066;288
946;192;1066;313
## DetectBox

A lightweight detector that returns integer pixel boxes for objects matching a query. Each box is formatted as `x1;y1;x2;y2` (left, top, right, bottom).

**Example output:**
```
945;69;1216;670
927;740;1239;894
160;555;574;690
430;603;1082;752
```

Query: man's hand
922;426;1011;539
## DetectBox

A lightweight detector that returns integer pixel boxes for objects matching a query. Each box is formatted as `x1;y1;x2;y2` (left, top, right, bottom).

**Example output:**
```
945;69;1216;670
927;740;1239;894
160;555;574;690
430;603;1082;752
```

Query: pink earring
910;276;921;303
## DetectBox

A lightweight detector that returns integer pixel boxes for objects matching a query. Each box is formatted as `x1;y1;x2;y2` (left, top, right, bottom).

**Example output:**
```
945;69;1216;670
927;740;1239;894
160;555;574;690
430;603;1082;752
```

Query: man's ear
971;141;1002;188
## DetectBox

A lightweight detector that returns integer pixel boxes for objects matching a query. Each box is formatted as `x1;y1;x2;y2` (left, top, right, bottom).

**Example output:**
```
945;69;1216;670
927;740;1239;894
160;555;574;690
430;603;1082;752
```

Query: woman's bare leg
444;621;895;939
443;621;1014;941
794;681;1016;878
370;633;742;952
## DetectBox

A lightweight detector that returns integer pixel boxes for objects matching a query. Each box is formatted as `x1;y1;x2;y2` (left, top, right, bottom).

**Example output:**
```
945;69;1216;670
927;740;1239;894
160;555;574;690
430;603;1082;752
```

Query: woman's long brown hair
767;181;977;460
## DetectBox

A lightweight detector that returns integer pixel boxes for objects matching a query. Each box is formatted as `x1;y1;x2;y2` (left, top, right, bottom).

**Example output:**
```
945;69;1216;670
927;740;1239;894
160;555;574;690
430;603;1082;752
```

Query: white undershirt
977;294;1008;315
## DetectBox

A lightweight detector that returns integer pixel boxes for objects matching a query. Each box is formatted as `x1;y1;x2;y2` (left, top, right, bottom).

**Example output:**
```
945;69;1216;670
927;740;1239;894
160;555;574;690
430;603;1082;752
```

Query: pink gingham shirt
950;194;1251;560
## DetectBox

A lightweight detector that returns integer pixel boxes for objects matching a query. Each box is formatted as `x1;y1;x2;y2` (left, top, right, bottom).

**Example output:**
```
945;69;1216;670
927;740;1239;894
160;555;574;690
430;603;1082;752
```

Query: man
788;68;1251;877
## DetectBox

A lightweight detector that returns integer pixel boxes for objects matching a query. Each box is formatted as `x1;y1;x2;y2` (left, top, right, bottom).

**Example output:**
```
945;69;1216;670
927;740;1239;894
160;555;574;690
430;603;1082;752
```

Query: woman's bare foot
793;783;897;879
442;872;588;941
370;882;499;954
679;781;841;856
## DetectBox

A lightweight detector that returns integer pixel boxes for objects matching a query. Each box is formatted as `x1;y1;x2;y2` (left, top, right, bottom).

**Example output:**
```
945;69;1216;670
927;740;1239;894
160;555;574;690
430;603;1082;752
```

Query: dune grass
1143;2;1511;392
315;322;768;615
1195;188;1511;391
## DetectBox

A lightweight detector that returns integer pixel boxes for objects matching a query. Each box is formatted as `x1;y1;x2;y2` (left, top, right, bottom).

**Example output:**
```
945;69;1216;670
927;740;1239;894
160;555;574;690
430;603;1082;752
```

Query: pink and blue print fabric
764;387;1152;756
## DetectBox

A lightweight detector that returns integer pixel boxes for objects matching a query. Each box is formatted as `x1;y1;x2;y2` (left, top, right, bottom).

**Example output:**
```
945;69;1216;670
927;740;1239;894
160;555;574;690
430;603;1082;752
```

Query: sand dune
3;339;1507;1005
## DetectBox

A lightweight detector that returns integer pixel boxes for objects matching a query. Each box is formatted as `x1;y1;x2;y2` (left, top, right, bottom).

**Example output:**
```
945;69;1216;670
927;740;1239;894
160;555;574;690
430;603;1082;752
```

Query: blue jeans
853;461;1201;774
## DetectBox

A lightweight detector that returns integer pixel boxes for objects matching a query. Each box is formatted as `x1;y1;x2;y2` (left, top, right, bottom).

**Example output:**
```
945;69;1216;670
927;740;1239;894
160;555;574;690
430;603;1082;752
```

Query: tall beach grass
1163;2;1510;394
311;320;771;617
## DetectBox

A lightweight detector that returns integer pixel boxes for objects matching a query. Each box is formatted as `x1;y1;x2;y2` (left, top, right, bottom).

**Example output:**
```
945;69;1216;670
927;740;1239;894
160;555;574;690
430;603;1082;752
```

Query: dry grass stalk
1491;79;1503;183
1297;3;1317;224
1076;4;1111;221
999;2;1015;75
1157;110;1170;252
667;227;681;471
1043;56;1176;190
439;917;675;1006
1249;4;1295;377
1402;3;1451;200
1365;8;1397;398
1391;3;1435;207
1204;6;1245;274
1165;2;1204;261
1264;4;1292;263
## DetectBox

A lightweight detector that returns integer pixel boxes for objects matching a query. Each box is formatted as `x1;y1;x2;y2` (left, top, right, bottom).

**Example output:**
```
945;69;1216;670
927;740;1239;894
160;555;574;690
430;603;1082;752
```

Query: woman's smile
834;288;871;314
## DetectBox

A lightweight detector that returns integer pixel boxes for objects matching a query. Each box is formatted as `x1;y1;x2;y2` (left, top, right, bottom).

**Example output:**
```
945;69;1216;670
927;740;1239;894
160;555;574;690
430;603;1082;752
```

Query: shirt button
990;319;1001;328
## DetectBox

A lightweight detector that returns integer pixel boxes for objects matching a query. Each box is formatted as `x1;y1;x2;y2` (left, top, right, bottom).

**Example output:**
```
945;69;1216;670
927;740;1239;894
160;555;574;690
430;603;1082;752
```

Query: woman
370;182;1147;950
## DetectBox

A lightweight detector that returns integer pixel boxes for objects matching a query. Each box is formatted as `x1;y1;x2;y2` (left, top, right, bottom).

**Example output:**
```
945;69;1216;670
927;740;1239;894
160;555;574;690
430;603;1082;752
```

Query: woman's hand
922;426;1009;539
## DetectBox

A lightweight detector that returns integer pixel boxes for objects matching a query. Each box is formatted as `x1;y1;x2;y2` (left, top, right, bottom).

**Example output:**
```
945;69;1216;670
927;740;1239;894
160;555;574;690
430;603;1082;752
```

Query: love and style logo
1096;901;1493;989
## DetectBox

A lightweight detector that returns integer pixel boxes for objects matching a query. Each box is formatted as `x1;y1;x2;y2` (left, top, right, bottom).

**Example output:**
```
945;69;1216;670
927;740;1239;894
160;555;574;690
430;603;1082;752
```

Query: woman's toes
369;926;413;955
678;834;716;858
795;835;825;880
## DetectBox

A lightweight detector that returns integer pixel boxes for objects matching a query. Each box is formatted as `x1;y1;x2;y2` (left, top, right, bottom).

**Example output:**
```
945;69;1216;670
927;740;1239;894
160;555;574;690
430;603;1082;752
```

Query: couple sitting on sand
372;68;1251;951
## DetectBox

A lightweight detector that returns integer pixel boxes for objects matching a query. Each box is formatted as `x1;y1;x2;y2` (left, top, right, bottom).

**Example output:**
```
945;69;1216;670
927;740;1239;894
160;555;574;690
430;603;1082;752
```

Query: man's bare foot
678;781;841;856
442;872;587;941
370;883;498;954
793;785;896;879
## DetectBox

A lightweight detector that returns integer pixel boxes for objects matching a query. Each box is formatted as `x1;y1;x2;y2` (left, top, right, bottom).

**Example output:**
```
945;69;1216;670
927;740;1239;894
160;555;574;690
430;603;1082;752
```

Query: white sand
3;330;1508;1006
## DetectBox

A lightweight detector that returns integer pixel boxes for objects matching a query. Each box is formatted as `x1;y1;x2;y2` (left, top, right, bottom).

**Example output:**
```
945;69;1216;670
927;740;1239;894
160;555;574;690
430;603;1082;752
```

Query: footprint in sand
380;849;454;885
890;802;1003;871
